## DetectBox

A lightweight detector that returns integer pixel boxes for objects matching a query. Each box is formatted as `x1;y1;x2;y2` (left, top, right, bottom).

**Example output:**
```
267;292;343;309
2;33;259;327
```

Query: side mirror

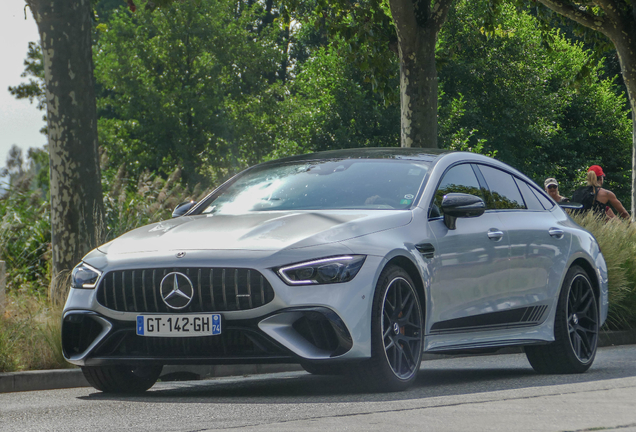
558;202;583;210
441;193;486;230
172;201;197;218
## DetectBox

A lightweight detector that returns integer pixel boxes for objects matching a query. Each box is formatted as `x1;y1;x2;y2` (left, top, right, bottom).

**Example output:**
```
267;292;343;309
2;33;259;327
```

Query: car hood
98;210;412;255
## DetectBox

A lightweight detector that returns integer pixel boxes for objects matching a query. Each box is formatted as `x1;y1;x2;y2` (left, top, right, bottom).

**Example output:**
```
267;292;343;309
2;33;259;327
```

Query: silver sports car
63;148;608;393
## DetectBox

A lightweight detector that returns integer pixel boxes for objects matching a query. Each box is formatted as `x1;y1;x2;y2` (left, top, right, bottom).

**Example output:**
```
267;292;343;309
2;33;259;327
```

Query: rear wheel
82;364;163;393
525;265;599;374
352;265;424;392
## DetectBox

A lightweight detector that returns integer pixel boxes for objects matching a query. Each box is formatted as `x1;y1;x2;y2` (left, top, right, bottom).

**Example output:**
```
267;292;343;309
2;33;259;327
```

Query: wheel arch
384;255;426;314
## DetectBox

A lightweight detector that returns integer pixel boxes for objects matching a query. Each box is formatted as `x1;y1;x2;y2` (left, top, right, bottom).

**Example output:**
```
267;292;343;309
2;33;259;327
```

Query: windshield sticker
404;194;414;200
400;199;413;205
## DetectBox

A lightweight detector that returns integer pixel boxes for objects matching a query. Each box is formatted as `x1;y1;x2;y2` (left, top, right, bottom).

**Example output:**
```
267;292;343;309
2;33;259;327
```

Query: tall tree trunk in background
389;0;454;148
535;0;636;220
616;37;636;220
25;0;105;301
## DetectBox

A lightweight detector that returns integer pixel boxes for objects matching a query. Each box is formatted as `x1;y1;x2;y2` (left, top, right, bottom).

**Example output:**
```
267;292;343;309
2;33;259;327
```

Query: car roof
259;147;450;166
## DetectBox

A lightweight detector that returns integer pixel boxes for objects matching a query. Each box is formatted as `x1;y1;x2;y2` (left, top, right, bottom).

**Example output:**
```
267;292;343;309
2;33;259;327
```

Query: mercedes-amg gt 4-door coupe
63;148;607;393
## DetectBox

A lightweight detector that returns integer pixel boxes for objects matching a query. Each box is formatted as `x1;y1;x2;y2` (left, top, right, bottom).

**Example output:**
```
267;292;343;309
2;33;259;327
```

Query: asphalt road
2;345;636;432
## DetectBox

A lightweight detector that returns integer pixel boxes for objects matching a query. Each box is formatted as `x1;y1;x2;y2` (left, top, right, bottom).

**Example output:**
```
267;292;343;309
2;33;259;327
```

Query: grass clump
0;152;204;372
0;291;69;372
572;212;636;329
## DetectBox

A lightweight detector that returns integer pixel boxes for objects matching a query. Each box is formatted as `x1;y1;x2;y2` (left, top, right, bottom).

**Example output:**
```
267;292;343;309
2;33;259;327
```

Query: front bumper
62;306;354;366
62;257;384;367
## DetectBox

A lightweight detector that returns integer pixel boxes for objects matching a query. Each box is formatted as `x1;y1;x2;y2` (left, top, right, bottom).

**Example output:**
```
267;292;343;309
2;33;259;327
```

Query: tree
284;0;454;148
24;0;104;300
438;1;632;201
95;0;294;184
516;0;636;217
95;0;400;183
272;41;400;157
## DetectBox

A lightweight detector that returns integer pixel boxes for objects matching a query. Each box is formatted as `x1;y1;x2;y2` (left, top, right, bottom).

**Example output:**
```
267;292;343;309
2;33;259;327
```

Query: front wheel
525;265;599;374
82;364;163;393
352;265;424;392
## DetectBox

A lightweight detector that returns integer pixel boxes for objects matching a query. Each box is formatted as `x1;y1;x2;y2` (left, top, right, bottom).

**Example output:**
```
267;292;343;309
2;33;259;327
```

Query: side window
478;165;526;210
530;186;555;210
514;178;544;211
430;164;485;218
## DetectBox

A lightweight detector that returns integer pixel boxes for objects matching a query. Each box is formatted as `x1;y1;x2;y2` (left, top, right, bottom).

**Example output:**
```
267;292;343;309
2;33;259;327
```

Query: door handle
549;228;564;238
487;229;504;241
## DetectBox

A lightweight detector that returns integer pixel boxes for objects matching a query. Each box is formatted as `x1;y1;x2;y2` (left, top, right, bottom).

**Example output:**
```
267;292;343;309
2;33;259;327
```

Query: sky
0;1;47;172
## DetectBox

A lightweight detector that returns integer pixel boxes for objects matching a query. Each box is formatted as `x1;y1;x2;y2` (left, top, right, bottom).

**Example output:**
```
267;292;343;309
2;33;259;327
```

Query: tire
525;265;599;374
81;364;163;393
352;265;424;392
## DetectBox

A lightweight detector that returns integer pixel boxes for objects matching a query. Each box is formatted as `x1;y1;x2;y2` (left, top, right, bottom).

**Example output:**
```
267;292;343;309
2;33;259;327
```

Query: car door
427;163;512;334
475;165;570;321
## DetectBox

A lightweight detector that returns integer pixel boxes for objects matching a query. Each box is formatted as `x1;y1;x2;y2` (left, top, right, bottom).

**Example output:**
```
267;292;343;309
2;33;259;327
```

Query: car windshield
200;159;430;214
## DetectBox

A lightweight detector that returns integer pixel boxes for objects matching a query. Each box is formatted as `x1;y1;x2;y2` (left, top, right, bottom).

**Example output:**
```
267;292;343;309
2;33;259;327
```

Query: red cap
588;165;605;177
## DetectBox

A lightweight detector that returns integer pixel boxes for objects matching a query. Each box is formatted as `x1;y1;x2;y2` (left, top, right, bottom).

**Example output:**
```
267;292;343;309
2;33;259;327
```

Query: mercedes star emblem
160;272;194;310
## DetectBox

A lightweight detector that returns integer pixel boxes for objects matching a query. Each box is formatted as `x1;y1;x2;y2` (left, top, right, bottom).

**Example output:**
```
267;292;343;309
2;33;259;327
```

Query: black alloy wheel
526;265;599;374
381;275;424;380
567;272;599;363
352;265;424;391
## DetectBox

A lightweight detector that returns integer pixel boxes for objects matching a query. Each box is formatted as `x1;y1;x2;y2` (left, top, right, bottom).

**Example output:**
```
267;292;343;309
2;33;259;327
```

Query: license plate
136;314;221;337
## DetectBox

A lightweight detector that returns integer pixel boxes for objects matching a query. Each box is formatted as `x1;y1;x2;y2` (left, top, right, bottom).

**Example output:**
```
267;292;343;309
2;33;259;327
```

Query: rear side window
430;163;486;218
478;165;525;210
514;178;544;211
530;186;555;210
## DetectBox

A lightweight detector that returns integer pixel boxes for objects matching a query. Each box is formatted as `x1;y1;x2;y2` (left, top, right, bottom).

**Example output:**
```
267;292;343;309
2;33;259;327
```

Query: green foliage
95;0;291;185
7;42;47;135
94;0;401;184
270;41;400;158
0;293;68;372
100;165;204;241
438;1;632;202
282;0;398;101
0;188;51;296
8;42;45;111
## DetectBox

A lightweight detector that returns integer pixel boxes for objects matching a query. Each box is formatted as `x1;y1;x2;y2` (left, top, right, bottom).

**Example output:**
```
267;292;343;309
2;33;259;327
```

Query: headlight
277;255;366;285
71;262;102;289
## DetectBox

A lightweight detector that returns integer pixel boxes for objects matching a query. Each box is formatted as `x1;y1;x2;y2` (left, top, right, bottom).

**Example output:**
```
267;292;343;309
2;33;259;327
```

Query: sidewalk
2;329;635;393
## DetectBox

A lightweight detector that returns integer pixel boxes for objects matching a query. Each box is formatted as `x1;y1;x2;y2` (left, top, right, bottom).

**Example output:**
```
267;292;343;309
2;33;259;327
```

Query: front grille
96;267;275;313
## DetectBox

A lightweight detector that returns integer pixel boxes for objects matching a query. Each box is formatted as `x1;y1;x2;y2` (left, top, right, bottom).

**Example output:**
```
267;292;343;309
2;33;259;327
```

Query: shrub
572;212;636;329
0;292;68;372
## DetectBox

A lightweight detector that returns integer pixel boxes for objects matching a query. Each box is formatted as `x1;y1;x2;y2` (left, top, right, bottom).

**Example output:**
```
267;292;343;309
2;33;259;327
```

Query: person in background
573;165;629;220
544;178;569;203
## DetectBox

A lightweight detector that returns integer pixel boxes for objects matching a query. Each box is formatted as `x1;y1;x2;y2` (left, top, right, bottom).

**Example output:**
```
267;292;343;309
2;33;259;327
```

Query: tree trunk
26;0;104;301
390;0;453;148
612;28;636;221
396;27;438;148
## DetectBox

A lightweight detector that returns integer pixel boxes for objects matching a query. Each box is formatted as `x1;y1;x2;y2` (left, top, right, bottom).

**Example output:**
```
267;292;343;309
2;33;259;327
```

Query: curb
0;369;89;393
2;329;635;394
